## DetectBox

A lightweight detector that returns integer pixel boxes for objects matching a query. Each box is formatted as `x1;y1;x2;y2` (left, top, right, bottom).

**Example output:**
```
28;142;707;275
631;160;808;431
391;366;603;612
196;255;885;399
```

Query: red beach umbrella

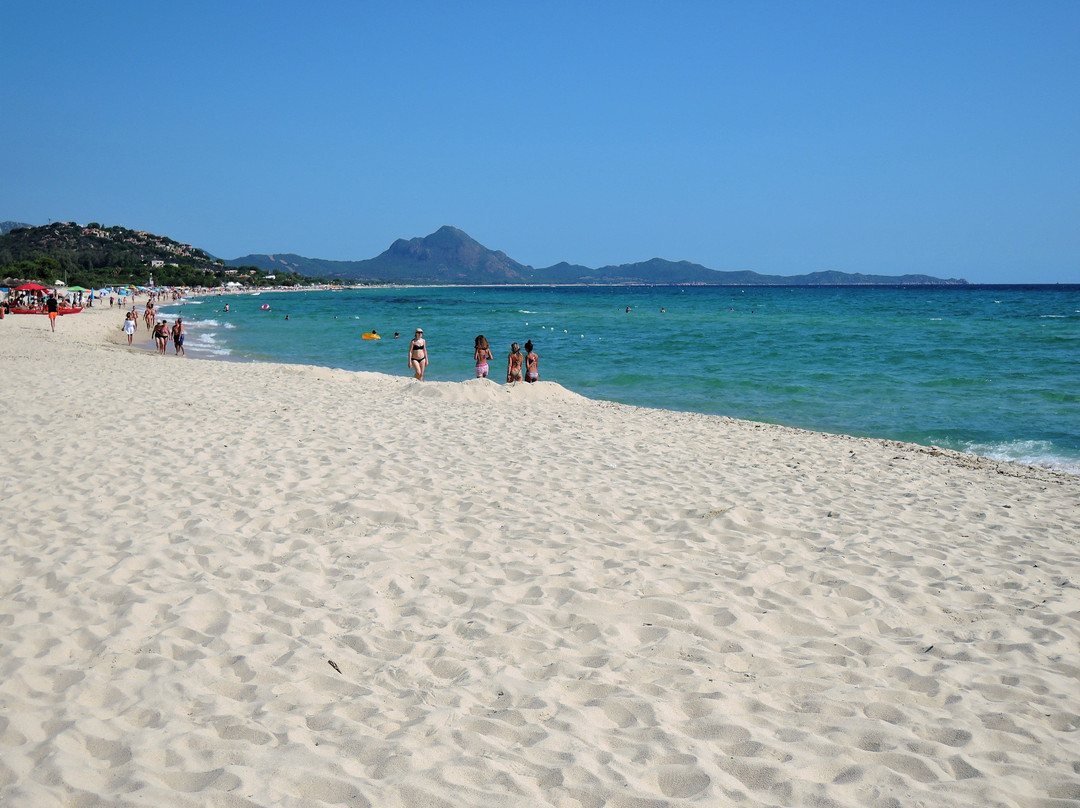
13;282;49;292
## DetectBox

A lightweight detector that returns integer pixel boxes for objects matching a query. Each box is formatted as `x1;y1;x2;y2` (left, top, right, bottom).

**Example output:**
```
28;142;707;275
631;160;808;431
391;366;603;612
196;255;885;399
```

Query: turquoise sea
159;285;1080;473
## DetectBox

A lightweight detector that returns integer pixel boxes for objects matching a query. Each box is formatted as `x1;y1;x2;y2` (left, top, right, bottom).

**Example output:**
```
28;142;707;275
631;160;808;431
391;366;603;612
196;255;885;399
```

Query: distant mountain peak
432;224;470;239
222;224;968;286
374;226;531;281
1;220;33;236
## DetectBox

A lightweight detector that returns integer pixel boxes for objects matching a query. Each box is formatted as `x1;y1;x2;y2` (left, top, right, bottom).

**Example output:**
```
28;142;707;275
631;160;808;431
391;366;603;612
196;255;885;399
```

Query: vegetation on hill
0;222;320;289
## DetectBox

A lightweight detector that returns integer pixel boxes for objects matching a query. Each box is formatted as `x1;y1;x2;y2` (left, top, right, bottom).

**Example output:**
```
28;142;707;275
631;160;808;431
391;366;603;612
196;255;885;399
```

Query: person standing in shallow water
524;340;539;382
507;342;523;383
474;335;492;378
409;329;428;380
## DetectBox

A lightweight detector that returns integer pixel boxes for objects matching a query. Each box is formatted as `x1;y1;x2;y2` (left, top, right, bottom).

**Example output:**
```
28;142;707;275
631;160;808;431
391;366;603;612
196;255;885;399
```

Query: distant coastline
3;220;969;289
223;226;970;287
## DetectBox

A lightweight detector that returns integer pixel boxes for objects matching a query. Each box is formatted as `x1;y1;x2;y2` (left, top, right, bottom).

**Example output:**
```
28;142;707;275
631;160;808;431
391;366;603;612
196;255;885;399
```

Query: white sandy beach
1;303;1078;808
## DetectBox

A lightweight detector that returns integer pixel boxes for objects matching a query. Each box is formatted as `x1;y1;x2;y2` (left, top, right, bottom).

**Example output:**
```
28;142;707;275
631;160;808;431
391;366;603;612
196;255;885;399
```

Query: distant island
227;226;968;286
2;220;968;288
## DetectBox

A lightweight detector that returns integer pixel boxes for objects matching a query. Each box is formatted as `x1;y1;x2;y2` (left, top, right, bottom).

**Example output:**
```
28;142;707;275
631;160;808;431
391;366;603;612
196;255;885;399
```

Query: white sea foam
186;332;232;356
192;345;232;357
964;439;1080;475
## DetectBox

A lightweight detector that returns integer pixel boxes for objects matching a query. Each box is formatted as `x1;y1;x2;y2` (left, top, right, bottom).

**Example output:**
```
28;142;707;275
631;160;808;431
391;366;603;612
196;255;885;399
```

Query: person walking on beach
123;310;137;345
474;335;493;378
172;318;185;356
507;342;523;383
524;340;539;383
409;328;428;380
45;293;59;331
153;320;169;354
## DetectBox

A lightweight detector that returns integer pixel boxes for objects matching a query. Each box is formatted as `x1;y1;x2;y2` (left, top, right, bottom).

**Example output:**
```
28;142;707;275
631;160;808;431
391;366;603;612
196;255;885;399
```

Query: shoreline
2;300;1079;806
161;289;1080;478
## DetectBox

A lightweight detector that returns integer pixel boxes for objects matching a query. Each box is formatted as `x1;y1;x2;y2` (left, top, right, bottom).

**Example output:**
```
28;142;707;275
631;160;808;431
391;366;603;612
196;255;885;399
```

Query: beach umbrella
13;282;49;292
67;286;88;292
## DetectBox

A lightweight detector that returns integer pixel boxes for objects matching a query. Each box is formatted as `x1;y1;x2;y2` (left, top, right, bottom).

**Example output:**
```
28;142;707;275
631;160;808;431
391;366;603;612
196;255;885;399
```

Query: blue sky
2;1;1077;282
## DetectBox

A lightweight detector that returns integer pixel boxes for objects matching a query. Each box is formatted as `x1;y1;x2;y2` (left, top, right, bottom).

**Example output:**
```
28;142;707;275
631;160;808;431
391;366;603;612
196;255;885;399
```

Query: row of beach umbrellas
3;282;146;298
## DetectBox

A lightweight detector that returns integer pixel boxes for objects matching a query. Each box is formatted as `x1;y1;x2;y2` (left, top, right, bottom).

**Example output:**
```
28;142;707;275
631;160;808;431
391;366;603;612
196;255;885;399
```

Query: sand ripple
1;307;1078;806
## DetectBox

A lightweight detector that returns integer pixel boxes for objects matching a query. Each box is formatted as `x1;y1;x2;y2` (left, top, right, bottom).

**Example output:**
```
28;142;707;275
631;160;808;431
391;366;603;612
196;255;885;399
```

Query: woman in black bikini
408;328;428;380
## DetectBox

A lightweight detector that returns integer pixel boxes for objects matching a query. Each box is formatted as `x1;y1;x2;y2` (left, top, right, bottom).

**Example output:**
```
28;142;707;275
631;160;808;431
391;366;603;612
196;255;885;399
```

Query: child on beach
524;340;539;382
46;294;59;331
507;342;523;383
474;335;492;378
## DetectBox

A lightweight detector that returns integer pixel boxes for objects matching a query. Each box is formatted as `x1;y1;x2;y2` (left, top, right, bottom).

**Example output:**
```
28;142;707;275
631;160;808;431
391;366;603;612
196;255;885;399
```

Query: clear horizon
2;2;1077;284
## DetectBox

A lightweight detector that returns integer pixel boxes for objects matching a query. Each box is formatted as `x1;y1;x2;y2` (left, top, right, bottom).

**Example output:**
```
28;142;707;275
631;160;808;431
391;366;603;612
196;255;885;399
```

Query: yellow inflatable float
362;332;381;340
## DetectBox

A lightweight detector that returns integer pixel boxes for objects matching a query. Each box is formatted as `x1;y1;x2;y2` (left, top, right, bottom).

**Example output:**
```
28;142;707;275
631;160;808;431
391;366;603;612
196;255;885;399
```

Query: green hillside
0;222;315;288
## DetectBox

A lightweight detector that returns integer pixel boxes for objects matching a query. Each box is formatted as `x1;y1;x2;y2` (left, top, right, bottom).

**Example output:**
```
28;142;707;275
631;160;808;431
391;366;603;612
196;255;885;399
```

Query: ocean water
159;285;1080;473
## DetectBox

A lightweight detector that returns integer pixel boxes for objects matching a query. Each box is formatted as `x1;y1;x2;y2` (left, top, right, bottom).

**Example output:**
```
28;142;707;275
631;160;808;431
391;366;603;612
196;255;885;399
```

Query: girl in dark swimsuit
524;340;539;382
409;329;428;380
